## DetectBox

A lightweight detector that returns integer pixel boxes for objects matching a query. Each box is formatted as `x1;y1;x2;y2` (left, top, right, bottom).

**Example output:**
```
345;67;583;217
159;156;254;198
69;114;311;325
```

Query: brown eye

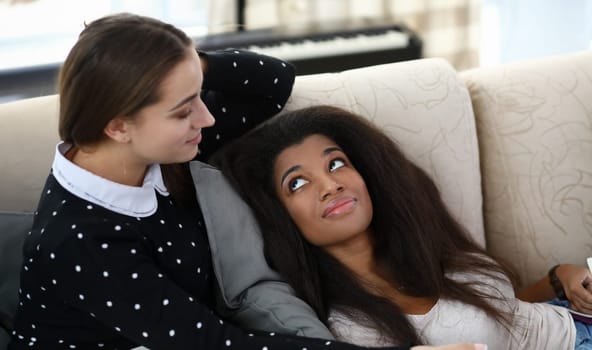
329;159;346;172
288;177;309;192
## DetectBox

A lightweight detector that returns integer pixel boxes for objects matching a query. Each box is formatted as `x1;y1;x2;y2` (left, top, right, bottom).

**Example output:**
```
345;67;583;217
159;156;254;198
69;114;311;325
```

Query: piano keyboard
196;20;422;75
247;29;409;61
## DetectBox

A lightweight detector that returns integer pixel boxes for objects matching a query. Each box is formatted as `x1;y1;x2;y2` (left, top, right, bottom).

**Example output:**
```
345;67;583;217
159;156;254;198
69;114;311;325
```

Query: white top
328;271;576;350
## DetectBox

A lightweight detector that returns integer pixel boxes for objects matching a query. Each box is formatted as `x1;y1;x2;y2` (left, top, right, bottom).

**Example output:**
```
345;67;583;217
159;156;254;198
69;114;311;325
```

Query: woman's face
274;134;374;254
125;48;215;165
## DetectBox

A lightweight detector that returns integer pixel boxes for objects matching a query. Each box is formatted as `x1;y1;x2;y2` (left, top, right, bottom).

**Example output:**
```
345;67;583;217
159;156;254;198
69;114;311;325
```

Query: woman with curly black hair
213;105;592;350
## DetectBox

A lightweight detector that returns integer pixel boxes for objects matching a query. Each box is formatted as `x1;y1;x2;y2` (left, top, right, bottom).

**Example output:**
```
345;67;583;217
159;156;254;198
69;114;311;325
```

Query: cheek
363;195;374;223
284;199;318;241
153;121;189;143
355;177;374;218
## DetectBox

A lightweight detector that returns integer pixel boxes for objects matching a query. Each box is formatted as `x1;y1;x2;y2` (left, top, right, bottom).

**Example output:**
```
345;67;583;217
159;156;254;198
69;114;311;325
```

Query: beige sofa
1;50;591;347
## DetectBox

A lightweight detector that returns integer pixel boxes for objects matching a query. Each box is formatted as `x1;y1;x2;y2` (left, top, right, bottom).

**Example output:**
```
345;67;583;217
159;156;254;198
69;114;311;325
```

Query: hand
557;264;592;313
412;343;487;350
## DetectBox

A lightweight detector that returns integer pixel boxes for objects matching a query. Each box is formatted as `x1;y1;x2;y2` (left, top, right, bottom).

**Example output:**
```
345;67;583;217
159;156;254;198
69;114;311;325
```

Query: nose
191;98;215;129
319;175;344;201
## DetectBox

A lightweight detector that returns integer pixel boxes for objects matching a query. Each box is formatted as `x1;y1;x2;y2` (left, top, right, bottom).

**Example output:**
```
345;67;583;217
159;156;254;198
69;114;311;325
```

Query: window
0;0;208;73
480;0;592;66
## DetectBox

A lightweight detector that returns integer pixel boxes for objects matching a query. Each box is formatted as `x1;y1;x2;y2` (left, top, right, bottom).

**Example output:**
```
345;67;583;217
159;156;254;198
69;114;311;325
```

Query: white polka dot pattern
5;49;361;350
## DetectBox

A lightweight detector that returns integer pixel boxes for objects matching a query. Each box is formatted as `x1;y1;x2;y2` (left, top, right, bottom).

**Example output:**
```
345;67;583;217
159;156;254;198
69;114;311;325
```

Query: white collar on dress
52;142;169;217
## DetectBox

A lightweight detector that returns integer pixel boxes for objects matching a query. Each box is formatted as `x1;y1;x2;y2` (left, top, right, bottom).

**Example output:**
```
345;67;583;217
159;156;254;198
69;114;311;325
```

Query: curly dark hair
211;105;516;345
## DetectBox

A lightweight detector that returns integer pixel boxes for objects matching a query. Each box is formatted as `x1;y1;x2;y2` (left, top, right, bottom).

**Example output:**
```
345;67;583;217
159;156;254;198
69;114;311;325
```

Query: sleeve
43;218;407;350
195;49;296;160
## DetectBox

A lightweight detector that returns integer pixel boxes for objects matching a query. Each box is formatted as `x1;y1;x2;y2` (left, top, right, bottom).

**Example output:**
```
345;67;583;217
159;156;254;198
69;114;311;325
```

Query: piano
195;20;422;75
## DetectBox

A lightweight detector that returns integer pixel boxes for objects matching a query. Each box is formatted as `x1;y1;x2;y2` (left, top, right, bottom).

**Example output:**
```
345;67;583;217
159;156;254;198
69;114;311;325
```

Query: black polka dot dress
8;50;408;350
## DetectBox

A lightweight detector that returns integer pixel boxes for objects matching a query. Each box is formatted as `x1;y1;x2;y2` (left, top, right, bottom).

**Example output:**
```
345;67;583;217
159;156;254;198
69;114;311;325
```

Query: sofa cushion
0;95;59;212
284;58;486;247
0;211;33;347
460;50;592;286
190;161;334;339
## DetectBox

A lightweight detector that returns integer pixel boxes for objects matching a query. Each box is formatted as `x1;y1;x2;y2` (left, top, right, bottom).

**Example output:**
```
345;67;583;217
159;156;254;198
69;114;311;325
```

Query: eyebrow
168;93;199;112
280;165;301;187
323;146;342;156
279;146;343;186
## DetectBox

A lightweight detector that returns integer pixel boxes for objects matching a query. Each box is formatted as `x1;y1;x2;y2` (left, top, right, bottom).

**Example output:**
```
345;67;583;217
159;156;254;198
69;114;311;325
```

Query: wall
3;0;592;102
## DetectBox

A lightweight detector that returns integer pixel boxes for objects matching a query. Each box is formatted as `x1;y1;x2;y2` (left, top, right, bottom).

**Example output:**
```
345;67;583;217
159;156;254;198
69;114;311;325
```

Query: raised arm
196;49;296;160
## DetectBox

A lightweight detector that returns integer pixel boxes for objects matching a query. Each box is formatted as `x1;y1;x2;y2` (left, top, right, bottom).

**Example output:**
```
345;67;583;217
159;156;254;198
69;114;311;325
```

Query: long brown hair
58;13;196;206
212;105;517;345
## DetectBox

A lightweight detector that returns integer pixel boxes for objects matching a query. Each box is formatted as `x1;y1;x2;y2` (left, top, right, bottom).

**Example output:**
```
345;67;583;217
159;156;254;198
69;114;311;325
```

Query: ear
104;117;131;143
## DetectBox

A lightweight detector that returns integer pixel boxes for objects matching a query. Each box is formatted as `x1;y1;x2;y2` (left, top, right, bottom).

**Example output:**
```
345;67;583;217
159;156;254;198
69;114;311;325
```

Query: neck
326;231;381;282
68;142;148;187
325;231;438;315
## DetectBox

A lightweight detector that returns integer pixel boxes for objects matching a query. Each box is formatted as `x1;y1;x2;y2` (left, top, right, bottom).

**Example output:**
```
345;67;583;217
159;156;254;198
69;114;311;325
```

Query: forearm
196;49;296;160
516;264;590;303
199;49;295;102
515;274;555;302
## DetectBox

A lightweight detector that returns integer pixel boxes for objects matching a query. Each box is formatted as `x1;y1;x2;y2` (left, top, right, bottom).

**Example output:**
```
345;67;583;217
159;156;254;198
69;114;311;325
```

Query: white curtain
206;0;238;33
208;0;481;70
384;0;481;70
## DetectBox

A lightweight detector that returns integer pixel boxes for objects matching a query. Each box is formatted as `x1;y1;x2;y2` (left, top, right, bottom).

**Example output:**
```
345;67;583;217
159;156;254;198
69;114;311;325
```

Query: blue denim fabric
548;299;592;349
574;320;592;350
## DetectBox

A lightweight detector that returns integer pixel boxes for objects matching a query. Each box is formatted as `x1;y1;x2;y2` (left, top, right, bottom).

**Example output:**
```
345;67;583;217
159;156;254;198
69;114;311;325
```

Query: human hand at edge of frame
412;343;487;350
558;264;592;314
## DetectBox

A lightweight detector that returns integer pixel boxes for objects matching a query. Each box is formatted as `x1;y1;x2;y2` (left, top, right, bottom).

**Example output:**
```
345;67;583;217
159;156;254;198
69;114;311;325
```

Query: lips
186;133;202;145
322;197;357;218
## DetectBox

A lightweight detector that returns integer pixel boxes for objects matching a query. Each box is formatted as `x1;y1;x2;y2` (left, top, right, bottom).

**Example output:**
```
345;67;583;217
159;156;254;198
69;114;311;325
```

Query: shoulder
328;309;392;347
31;187;143;259
446;266;515;299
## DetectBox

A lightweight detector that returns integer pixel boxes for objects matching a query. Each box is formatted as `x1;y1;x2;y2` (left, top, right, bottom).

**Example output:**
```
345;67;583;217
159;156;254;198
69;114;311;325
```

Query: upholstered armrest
460;50;592;286
0;212;33;348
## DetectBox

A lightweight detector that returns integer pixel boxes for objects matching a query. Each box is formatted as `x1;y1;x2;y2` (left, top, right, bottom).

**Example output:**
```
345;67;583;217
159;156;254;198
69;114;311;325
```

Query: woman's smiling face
273;134;374;253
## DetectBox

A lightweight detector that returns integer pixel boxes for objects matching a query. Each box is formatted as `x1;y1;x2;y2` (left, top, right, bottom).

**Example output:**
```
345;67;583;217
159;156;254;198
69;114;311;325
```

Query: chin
165;153;197;164
182;147;199;162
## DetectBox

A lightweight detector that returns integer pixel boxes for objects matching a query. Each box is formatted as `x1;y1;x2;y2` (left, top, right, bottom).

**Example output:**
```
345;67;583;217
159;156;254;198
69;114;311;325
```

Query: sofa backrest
461;50;592;286
0;57;486;244
0;96;55;347
284;58;486;246
0;57;486;347
0;95;59;212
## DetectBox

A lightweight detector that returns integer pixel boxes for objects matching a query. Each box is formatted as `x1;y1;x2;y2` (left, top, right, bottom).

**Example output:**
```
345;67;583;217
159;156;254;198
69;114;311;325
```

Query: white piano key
247;30;409;61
